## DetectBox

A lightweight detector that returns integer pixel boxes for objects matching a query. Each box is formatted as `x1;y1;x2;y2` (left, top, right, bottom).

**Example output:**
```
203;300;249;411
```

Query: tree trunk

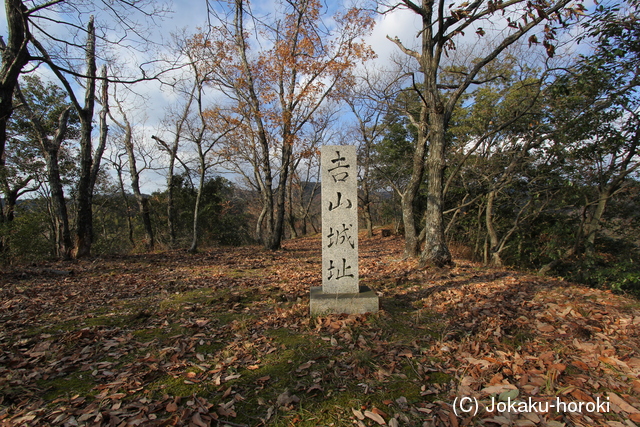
74;17;97;258
233;0;277;249
2;189;17;222
42;107;73;260
0;1;30;255
300;181;319;236
583;187;611;258
45;146;72;259
118;105;154;251
0;195;6;253
485;190;503;267
420;113;453;268
269;135;293;250
401;131;428;257
189;165;205;253
114;160;135;246
286;178;298;239
473;202;485;261
152;135;180;248
0;0;30;169
14;80;73;259
359;138;374;238
362;185;374;238
166;159;177;246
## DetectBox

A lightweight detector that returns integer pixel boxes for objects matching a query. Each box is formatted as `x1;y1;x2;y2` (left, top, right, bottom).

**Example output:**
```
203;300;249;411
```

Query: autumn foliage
187;0;375;251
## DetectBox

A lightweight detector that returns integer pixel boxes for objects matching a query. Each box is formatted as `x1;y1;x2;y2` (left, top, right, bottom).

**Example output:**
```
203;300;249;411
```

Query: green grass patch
37;372;97;400
146;373;208;398
159;288;217;311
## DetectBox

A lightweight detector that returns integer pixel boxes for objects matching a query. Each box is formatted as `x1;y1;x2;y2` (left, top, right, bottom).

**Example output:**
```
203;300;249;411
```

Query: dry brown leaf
626;357;640;369
481;384;517;395
398;349;413;358
364;410;386;425
217;407;236;418
371;407;388;418
191;412;208;427
607;392;640;414
352;408;365;420
570;388;594;403
536;321;555;333
571;360;590;371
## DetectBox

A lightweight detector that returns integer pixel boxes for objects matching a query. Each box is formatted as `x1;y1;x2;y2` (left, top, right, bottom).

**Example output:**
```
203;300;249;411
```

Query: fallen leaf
570;389;594;403
607;392;640;413
191;412;208;427
481;384;517;395
276;390;300;407
364;410;386;425
372;407;388;417
307;384;323;393
352;408;365;420
536;322;555;333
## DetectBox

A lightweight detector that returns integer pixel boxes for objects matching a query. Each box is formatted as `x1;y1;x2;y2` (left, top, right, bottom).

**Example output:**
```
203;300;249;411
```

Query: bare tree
109;96;155;251
343;74;389;238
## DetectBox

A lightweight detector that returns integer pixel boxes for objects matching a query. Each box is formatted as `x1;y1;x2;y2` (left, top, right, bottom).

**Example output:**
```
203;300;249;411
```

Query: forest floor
1;232;640;427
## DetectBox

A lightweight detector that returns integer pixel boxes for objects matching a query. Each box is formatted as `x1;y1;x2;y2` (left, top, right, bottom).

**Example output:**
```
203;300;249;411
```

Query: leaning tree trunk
583;187;612;259
117;103;154;251
113;161;135;246
128;154;154;252
151;135;180;248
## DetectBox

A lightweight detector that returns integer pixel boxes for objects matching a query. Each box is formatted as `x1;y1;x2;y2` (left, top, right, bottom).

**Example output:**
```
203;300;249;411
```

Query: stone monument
309;145;379;315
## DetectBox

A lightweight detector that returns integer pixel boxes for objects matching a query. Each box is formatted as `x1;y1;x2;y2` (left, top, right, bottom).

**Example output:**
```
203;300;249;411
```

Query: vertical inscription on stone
321;145;358;294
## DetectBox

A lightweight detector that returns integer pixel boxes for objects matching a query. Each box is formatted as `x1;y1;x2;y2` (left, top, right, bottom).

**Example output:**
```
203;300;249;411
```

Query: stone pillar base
309;286;379;316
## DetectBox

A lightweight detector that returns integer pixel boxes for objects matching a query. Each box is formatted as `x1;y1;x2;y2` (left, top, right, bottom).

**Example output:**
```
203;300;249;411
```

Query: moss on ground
37;372;97;401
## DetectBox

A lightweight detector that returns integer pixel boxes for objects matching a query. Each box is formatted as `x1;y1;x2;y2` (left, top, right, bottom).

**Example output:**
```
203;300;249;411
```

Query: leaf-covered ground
1;233;640;427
